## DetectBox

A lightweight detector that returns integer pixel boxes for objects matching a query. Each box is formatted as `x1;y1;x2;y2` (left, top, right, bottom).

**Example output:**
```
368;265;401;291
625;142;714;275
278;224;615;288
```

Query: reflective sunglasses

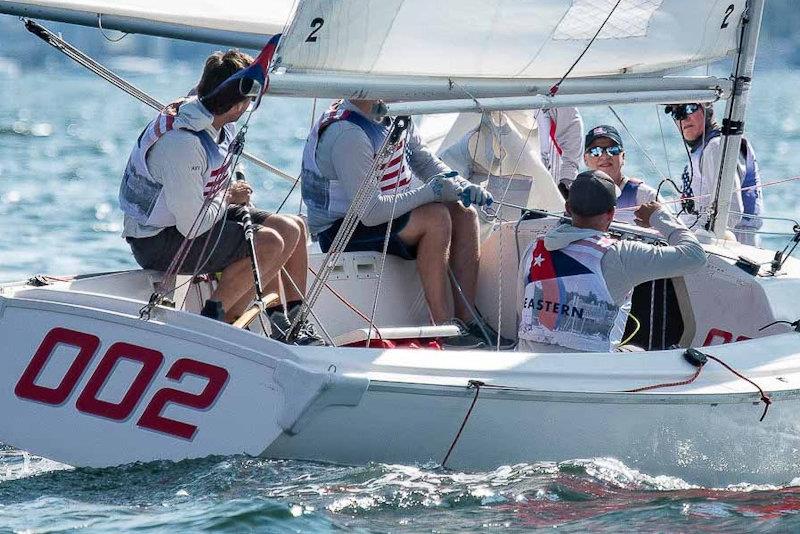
665;103;701;121
586;145;623;157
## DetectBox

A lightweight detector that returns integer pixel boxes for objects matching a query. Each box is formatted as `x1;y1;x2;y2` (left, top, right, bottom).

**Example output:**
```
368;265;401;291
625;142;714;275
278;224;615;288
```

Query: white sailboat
2;0;800;487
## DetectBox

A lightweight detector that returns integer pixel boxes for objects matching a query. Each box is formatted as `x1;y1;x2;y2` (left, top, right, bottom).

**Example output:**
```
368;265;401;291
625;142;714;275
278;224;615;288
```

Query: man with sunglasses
582;125;661;224
665;102;763;245
120;50;324;345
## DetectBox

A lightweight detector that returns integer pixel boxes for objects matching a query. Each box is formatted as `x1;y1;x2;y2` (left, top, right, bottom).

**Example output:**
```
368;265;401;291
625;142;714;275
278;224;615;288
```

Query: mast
710;0;765;239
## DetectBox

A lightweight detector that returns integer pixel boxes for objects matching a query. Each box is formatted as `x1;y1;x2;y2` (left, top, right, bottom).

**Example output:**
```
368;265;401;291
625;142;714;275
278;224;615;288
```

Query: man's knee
254;227;284;254
414;203;452;235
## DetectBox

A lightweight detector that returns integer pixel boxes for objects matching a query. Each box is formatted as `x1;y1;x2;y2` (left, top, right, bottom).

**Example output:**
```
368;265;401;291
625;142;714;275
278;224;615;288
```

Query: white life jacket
680;129;763;227
519;235;631;352
119;99;236;229
301;101;420;235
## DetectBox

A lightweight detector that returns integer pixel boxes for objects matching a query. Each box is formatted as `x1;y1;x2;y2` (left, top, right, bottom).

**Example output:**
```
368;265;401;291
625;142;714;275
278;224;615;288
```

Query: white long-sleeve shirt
122;126;227;239
536;107;584;186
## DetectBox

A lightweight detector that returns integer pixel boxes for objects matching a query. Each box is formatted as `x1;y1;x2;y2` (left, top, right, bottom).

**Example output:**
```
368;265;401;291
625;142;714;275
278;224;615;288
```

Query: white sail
0;0;295;47
275;0;747;79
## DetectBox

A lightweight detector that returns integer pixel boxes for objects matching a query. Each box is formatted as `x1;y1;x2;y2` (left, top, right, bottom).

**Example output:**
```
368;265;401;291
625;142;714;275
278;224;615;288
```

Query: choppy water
3;47;800;532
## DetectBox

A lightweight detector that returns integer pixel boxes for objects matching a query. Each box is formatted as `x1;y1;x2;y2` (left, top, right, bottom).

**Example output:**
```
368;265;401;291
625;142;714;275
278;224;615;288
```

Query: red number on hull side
76;342;163;420
15;327;100;404
137;358;229;440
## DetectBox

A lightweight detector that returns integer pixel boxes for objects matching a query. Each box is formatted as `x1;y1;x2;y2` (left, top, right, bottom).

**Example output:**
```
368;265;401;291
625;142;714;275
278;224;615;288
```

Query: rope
22;19;296;185
623;349;772;421
441;380;484;468
549;0;623;96
705;353;771;422
624;367;704;393
289;115;405;340
367;121;410;346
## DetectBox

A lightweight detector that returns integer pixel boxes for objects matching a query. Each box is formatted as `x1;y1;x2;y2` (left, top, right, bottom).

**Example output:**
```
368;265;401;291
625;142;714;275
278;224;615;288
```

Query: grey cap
568;170;621;217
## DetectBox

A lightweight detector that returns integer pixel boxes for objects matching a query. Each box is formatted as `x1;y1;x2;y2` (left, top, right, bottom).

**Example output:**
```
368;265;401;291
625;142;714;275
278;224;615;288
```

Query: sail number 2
15;327;229;440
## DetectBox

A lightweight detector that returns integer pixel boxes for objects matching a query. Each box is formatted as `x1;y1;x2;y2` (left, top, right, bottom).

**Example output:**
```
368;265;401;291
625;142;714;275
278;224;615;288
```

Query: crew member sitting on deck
301;99;507;349
119;50;323;345
582;125;662;224
666;102;764;245
517;170;706;353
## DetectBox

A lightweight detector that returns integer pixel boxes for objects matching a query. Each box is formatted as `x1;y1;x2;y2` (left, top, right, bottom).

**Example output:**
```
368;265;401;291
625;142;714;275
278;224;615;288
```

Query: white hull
2;219;800;486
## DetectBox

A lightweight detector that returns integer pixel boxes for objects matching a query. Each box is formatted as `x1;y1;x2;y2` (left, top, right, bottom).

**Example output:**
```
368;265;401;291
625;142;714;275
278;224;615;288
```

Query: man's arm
323;123;438;226
551;107;584;185
603;207;707;303
405;122;452;181
148;131;225;237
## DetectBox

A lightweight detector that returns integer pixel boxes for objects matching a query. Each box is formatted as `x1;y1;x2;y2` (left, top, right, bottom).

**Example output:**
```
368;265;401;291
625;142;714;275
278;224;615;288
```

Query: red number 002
15;327;229;440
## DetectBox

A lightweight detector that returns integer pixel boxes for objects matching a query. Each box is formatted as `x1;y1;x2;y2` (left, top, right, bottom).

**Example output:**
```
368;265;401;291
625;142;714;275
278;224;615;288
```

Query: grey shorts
127;205;272;274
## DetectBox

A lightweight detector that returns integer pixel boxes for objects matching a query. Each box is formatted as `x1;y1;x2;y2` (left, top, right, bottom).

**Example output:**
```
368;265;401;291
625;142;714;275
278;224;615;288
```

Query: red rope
706;354;772;422
442;380;484;468
623;351;772;421
623;366;704;393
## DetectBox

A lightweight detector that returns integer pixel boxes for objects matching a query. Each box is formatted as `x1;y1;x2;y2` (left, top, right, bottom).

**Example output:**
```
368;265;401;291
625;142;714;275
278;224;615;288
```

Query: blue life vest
301;102;418;235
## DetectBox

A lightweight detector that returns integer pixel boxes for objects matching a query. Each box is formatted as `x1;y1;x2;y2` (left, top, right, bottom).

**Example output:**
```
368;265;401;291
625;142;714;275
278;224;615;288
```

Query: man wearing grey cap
583;125;662;224
517;170;706;353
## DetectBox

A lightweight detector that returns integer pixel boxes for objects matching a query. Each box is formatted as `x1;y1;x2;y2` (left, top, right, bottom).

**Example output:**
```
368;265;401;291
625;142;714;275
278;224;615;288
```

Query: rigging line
549;0;623;97
656;105;674;181
22;19;296;185
366;124;409;347
608;106;669;183
306;266;383;335
96;13;129;42
279;267;335;346
441;380;484;469
290;116;402;339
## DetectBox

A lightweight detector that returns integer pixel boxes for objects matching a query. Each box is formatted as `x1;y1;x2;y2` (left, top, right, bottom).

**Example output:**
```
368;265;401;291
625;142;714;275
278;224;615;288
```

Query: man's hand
226;180;253;205
634;201;661;228
460;183;493;208
428;171;465;202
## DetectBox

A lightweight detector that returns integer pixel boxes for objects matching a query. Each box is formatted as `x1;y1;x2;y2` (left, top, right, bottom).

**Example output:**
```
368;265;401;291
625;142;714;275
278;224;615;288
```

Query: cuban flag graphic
527;239;593;331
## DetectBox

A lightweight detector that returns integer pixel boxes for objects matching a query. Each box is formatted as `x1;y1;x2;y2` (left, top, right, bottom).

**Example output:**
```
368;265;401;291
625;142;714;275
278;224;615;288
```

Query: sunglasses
665;103;701;121
586;145;623;157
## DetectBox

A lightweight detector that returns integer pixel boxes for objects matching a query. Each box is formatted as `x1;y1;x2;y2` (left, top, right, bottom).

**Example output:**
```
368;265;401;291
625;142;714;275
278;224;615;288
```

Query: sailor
120;50;323;345
536;107;584;192
437;110;564;224
517;170;706;353
582;125;662;224
301;99;508;349
666;102;764;245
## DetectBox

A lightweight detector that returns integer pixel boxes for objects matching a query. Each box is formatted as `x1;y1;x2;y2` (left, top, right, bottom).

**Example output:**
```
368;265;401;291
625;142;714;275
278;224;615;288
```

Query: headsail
0;0;295;48
275;0;746;79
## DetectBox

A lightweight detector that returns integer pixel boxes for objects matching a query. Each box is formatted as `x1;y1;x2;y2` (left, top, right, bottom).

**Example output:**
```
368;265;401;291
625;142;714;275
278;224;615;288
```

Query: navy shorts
127;205;272;274
317;213;417;260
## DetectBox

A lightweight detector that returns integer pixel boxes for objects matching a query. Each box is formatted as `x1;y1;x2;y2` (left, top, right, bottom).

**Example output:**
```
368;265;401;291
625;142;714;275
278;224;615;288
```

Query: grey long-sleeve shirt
314;101;450;230
518;208;707;352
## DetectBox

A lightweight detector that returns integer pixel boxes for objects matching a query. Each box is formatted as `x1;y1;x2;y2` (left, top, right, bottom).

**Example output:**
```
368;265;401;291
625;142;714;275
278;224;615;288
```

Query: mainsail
0;0;295;47
275;0;747;79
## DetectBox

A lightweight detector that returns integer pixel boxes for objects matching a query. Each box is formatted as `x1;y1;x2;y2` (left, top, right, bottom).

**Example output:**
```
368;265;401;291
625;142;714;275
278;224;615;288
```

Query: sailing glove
459;184;493;208
428;171;465;202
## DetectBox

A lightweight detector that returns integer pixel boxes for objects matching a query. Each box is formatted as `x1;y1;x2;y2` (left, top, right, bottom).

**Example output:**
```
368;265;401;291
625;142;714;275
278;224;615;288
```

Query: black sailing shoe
269;308;327;346
467;317;517;350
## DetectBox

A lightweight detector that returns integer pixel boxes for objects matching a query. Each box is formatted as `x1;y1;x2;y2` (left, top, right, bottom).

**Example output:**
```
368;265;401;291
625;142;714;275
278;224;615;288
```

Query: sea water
2;59;800;532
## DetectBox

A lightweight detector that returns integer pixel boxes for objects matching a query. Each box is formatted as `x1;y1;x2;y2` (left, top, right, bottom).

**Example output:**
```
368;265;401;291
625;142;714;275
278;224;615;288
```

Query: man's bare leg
446;203;480;322
396;203;452;324
223;214;306;320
